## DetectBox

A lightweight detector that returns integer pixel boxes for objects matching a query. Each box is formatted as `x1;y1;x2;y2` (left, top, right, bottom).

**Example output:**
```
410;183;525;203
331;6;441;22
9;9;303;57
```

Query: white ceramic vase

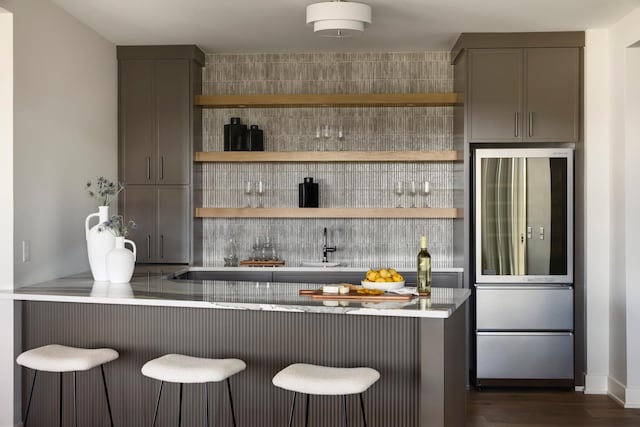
106;236;137;283
86;206;115;282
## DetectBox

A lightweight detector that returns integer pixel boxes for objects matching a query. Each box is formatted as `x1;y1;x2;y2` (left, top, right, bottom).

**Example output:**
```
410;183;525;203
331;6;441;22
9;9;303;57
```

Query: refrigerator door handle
475;284;573;291
477;332;573;336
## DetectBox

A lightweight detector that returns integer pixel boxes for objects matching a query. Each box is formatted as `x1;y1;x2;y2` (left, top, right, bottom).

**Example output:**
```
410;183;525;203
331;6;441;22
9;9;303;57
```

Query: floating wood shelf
195;150;462;163
195;208;461;219
195;93;463;108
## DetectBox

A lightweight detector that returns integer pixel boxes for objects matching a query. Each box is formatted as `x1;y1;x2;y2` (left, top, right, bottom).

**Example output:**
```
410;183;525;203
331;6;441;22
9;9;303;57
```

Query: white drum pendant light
306;1;372;37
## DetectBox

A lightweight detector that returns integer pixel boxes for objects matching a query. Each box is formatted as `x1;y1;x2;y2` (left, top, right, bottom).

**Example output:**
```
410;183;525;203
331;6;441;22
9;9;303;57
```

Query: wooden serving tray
299;289;412;301
239;259;285;267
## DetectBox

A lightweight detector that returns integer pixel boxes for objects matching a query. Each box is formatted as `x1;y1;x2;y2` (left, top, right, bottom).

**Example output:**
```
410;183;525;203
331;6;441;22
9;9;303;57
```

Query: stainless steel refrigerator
473;148;574;387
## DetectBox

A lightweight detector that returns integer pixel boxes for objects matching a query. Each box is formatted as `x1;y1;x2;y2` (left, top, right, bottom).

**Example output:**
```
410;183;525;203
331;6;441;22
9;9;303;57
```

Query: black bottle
224;117;247;151
299;177;319;208
247;125;264;151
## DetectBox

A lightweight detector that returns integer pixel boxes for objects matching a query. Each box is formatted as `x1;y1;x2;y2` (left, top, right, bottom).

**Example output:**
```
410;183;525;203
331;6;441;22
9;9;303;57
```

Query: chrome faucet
322;227;337;263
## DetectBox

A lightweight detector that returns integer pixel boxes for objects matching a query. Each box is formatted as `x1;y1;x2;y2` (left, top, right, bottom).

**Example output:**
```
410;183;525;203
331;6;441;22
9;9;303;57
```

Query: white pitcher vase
106;236;137;283
85;206;115;281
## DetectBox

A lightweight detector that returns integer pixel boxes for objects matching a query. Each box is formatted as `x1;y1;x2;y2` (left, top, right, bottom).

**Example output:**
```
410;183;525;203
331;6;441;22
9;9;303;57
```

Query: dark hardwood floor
466;389;640;426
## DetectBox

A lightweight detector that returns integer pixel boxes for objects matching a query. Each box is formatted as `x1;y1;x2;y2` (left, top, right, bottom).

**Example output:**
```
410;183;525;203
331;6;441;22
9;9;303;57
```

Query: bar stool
141;354;246;426
272;363;380;426
16;344;119;427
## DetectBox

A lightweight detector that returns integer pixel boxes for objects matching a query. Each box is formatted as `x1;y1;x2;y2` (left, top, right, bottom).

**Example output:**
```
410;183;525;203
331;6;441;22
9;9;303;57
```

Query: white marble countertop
3;270;470;319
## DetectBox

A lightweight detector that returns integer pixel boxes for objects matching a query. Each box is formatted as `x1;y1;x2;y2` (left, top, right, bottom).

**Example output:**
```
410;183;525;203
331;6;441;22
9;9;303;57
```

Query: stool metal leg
304;394;310;427
59;372;63;427
226;378;237;427
178;383;183;427
73;371;77;427
100;365;115;427
152;381;164;427
343;395;349;427
287;392;297;427
204;383;209;427
23;370;38;426
359;393;368;427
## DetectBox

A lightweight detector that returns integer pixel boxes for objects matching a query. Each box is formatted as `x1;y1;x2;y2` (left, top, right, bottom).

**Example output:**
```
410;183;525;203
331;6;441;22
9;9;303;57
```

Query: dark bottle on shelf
224;117;247;151
298;177;319;208
247;124;264;151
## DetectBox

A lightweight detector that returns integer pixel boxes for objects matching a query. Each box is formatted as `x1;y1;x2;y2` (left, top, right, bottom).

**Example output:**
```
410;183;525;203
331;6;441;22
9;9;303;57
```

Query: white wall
0;7;15;426
585;6;640;408
2;0;118;287
583;28;611;394
0;0;117;424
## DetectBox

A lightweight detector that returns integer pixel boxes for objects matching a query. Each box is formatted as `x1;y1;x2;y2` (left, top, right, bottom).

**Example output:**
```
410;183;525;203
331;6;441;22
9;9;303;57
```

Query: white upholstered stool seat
16;344;118;427
142;353;246;426
17;344;119;372
273;363;380;426
272;363;380;395
142;353;246;383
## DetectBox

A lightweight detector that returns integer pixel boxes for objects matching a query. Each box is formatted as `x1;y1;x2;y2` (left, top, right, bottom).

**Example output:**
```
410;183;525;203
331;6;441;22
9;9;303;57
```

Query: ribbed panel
200;51;458;269
22;302;419;426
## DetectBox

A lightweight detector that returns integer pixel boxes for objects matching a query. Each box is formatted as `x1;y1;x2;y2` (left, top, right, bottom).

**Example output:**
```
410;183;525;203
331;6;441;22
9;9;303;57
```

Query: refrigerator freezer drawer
476;286;573;330
477;332;574;379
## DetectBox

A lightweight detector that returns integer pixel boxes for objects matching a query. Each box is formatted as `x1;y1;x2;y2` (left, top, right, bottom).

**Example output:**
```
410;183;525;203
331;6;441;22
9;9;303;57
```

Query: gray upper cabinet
120;59;191;185
467;47;580;143
467;49;523;142
524;48;580;142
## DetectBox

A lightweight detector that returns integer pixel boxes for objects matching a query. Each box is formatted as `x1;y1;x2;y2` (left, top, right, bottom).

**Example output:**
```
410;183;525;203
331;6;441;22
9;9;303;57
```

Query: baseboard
608;376;626;406
625;386;640;409
584;374;608;394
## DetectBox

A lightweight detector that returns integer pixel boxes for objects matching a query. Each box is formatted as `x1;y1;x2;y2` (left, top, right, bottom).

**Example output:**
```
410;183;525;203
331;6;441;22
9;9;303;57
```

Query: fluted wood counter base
20;301;466;426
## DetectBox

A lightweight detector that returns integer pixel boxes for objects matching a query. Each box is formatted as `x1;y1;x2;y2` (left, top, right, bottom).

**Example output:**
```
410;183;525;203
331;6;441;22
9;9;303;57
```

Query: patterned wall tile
200;52;457;268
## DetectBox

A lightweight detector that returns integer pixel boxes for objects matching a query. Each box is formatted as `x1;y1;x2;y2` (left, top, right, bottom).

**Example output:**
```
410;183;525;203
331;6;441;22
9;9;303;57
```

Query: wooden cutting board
299;289;412;301
239;259;285;267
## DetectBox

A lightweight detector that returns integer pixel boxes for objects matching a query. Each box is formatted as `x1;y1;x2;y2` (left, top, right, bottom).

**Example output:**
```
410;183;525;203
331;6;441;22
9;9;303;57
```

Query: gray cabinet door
155;60;191;185
120;60;155;184
122;185;156;263
157;185;190;263
524;48;580;142
467;49;523;142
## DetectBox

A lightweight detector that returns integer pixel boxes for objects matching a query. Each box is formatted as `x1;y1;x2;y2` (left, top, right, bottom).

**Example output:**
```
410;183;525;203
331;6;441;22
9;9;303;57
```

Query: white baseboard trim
625;386;640;408
608;376;626;406
584;374;608;394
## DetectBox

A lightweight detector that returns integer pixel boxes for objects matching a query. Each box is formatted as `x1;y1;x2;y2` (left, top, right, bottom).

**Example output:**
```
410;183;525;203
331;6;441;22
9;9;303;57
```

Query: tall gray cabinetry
118;46;204;264
452;32;585;387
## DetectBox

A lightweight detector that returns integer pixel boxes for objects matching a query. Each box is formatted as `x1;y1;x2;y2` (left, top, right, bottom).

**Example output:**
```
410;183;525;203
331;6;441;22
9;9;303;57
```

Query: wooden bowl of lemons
361;268;405;291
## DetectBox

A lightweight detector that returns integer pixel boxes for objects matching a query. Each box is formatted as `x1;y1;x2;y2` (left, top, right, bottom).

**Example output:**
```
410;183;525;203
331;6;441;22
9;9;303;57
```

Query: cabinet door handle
160;156;164;181
514;112;519;137
160;235;164;259
146;235;151;259
529;112;533;137
146;157;151;181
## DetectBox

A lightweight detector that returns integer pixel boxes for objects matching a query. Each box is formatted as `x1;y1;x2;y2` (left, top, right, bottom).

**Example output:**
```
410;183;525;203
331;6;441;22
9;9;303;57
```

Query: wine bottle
417;235;432;296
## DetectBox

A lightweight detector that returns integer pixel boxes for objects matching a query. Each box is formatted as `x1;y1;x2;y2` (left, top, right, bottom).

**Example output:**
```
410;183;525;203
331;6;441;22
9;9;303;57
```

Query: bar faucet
322;227;337;263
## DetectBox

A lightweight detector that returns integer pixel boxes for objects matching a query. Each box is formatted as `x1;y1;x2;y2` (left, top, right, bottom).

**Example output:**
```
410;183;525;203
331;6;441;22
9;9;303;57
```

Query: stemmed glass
422;181;431;207
243;181;252;208
256;181;265;208
394;181;404;208
409;181;418;208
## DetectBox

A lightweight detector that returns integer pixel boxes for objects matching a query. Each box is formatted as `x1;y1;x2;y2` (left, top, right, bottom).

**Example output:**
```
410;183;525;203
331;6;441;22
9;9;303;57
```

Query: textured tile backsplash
201;51;458;268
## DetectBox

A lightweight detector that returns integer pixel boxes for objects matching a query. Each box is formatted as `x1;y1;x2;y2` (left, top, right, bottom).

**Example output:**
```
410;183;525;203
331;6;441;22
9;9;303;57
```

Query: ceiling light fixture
306;1;372;38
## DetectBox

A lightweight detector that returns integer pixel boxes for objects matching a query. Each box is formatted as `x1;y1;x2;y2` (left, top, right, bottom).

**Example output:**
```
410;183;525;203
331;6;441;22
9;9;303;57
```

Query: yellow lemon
374;278;386;283
392;273;404;282
378;269;391;278
389;268;397;275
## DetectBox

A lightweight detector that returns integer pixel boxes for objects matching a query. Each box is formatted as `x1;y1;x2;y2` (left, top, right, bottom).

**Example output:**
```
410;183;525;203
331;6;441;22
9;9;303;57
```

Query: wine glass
256;181;265;208
409;181;418;208
394;181;404;208
422;181;431;207
243;181;252;208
